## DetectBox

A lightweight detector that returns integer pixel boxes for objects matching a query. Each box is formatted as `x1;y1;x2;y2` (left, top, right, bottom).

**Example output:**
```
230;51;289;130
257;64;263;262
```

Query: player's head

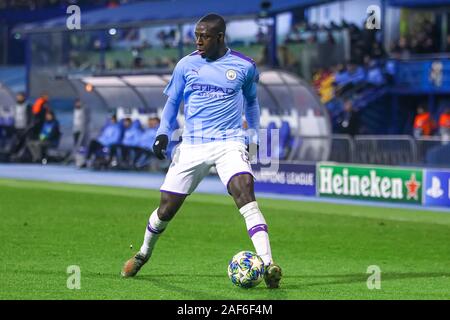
195;13;226;60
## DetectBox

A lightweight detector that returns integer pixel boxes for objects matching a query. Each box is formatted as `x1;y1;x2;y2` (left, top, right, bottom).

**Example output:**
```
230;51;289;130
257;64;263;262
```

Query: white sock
239;201;273;266
139;208;169;258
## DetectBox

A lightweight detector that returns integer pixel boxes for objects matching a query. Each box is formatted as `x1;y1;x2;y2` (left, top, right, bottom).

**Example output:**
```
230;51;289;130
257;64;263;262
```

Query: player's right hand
153;134;169;160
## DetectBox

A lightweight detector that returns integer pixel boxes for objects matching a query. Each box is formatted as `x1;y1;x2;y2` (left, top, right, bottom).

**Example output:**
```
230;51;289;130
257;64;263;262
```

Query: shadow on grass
281;272;450;289
134;275;231;300
134;274;294;300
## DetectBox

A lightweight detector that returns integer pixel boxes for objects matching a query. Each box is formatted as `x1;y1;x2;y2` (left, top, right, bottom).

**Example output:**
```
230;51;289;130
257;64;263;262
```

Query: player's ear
217;32;224;42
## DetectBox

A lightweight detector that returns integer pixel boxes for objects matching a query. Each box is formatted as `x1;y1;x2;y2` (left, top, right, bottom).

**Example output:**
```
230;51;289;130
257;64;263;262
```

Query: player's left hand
153;134;169;160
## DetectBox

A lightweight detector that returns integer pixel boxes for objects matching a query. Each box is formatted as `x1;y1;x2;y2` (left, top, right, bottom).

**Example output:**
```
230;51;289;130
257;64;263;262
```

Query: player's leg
215;141;282;288
227;174;272;265
122;143;210;277
139;191;186;257
121;192;186;277
227;174;282;288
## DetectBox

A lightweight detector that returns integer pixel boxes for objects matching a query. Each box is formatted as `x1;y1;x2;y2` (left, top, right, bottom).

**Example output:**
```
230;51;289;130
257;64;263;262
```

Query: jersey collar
206;48;231;62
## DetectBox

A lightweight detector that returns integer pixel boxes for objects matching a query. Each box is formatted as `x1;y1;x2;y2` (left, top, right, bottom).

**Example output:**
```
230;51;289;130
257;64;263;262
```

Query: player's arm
153;62;185;160
242;64;261;156
153;96;181;159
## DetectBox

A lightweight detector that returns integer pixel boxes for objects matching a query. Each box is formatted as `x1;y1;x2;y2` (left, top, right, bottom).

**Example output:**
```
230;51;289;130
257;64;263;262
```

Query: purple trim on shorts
226;171;254;191
248;224;268;238
160;189;190;196
230;50;256;65
147;223;164;235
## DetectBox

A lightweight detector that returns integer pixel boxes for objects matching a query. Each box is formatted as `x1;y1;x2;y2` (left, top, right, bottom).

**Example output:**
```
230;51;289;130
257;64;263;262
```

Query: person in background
13;92;32;138
73;98;90;151
385;50;400;84
438;107;450;143
364;58;385;87
256;27;266;44
413;105;436;138
346;61;365;85
110;117;143;168
10;92;49;158
85;114;122;167
9;92;32;155
25;110;60;163
107;0;120;8
393;36;410;59
337;99;359;136
134;116;160;169
30;92;50;140
313;68;335;104
278;45;300;73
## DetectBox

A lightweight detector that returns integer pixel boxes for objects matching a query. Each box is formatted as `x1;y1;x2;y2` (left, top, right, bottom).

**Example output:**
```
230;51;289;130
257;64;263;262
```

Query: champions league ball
228;251;265;288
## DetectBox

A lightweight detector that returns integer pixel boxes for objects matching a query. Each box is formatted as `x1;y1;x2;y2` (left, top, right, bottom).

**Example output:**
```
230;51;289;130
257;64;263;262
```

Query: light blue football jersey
158;48;260;144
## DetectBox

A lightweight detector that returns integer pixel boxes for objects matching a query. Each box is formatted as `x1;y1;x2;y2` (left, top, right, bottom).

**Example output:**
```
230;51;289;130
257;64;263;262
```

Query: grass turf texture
0;178;449;300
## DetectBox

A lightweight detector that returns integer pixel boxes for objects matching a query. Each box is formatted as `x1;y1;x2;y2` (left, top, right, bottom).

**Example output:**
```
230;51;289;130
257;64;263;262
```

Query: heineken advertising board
318;164;423;204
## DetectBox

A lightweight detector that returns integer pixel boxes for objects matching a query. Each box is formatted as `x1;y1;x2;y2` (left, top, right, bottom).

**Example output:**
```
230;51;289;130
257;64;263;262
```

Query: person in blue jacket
134;116;160;168
85;114;122;166
110;118;143;168
25;110;60;163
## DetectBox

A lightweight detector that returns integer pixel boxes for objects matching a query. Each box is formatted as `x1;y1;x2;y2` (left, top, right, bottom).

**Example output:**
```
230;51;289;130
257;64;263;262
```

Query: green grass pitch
0;178;449;300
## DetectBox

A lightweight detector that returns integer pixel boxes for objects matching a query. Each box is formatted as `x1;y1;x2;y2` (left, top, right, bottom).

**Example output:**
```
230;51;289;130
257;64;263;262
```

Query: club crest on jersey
226;69;237;81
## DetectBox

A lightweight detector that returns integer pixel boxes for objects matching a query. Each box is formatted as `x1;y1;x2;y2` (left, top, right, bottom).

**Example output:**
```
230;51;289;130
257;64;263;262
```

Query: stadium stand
0;0;449;169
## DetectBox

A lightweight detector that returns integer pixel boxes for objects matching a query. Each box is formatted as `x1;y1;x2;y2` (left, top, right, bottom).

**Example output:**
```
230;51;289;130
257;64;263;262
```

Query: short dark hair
198;13;226;34
417;104;427;111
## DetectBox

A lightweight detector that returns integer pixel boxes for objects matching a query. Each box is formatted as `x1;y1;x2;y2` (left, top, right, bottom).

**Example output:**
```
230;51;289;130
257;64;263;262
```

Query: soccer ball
227;251;265;288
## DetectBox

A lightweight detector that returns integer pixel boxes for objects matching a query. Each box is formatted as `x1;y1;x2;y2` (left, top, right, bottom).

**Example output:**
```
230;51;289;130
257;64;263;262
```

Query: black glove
153;134;169;160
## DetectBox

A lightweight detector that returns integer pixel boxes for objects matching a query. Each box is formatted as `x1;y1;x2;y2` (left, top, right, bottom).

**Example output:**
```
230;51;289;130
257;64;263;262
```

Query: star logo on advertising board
405;174;421;200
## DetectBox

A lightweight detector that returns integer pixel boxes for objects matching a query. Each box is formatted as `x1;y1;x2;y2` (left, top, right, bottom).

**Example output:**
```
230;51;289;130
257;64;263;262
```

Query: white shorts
160;140;253;195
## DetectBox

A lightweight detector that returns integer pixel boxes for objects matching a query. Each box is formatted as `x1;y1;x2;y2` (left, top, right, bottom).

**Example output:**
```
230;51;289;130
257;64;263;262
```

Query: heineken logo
318;165;422;203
